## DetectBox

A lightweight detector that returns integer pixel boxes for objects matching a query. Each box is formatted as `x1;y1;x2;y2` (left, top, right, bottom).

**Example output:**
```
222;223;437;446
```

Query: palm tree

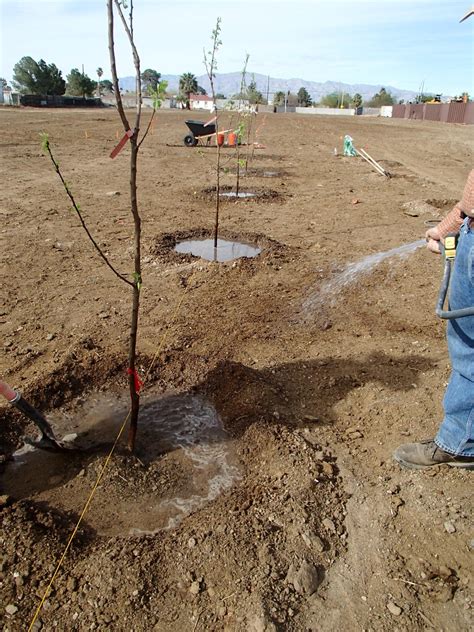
96;67;103;98
179;72;198;109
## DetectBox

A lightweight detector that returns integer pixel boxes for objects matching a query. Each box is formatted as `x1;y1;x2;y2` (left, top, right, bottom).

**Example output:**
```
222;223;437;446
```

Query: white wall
295;107;356;116
380;106;393;117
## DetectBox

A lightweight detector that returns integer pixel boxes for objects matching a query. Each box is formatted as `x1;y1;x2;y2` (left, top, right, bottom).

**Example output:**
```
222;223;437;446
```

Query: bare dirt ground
0;108;473;631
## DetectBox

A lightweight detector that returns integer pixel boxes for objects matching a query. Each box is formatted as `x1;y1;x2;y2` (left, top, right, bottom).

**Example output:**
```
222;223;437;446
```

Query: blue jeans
435;218;474;456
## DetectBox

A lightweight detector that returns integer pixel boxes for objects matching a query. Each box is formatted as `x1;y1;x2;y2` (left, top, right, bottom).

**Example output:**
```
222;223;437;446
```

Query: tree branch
107;0;130;132
113;0;142;134
43;138;133;287
137;108;156;149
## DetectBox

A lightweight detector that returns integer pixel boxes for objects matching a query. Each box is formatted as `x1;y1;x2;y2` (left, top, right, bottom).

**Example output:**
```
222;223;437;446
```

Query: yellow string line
142;278;193;385
28;410;130;632
28;271;199;631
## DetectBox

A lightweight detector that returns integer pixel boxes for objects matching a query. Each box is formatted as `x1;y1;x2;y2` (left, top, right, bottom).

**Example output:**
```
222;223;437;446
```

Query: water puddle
219;191;256;198
175;238;261;262
131;394;241;533
2;393;241;535
303;239;425;312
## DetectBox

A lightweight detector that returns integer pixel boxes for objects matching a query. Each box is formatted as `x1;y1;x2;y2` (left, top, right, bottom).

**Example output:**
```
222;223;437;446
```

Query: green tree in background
12;56;66;95
1;78;8;89
273;91;285;106
365;87;394;107
320;92;345;108
66;68;96;97
297;87;312;106
100;79;113;94
179;72;198;109
246;78;264;104
351;92;363;108
141;68;161;93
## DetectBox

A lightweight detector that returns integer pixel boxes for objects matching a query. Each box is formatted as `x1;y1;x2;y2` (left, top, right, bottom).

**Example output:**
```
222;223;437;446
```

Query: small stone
322;518;336;533
286;560;320;595
106;191;121;196
387;601;402;616
301;532;325;552
469;539;474;550
351;198;360;205
187;537;197;548
189;582;200;595
62;433;78;443
321;462;334;477
66;577;77;592
46;333;55;341
0;494;11;507
98;312;110;319
5;604;18;615
444;521;456;534
433;585;455;603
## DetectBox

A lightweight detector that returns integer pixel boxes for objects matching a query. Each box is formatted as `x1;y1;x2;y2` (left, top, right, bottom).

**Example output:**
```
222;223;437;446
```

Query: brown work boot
393;439;474;470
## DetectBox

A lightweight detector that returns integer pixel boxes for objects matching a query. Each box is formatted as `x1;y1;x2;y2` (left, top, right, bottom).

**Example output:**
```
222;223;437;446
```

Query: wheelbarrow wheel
184;134;197;147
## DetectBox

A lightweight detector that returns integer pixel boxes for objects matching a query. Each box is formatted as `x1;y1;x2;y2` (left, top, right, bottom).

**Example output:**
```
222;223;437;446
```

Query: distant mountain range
119;72;420;102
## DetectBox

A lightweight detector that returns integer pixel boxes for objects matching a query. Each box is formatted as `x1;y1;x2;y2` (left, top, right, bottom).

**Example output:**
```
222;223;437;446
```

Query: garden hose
436;234;474;320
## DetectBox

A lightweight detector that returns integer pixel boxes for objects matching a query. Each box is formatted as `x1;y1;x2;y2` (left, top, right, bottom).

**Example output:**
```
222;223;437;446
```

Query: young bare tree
43;0;159;451
235;54;249;196
203;17;222;250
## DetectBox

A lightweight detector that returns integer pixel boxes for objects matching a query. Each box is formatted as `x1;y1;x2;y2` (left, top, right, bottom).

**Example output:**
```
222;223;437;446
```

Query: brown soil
1;108;473;631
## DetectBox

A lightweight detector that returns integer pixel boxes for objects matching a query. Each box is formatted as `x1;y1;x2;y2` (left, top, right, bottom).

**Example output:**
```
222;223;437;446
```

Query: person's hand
427;238;441;254
425;227;442;254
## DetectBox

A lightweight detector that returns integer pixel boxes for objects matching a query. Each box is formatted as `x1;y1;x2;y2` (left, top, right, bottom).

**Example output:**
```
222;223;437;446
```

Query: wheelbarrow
183;119;216;146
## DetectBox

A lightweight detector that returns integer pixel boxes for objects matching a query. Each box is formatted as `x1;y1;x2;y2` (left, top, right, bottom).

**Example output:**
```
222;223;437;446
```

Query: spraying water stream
303;239;425;313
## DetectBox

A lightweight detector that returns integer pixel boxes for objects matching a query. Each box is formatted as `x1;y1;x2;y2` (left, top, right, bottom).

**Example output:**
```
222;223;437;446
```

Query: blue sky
0;0;472;95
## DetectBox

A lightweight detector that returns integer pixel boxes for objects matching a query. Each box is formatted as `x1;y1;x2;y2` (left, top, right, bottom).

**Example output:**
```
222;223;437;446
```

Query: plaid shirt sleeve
437;169;474;239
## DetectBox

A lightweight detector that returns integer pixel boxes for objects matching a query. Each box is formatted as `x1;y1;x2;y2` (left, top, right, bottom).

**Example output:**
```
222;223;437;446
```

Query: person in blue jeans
394;169;474;469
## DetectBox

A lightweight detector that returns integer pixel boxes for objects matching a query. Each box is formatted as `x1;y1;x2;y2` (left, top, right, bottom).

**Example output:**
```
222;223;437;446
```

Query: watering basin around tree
2;392;241;536
175;238;261;262
219;191;256;198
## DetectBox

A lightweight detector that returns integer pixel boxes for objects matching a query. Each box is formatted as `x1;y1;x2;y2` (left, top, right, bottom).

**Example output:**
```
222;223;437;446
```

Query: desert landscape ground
0;108;473;631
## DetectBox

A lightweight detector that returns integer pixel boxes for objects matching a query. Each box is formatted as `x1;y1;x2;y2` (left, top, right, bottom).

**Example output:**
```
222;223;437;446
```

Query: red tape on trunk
110;129;134;159
127;368;143;394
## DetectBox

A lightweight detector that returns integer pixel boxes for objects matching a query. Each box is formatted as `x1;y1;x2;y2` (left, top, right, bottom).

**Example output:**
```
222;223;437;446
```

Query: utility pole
266;75;270;104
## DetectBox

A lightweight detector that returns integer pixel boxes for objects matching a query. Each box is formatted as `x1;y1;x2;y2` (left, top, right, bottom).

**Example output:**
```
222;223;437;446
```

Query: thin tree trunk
127;138;141;449
108;0;143;452
214;121;221;249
